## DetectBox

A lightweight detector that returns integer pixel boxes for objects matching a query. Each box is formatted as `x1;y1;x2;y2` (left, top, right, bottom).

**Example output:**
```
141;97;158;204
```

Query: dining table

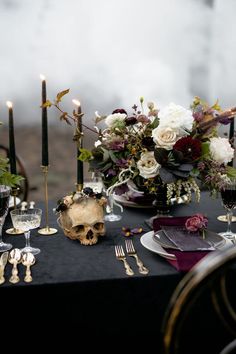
1;191;236;348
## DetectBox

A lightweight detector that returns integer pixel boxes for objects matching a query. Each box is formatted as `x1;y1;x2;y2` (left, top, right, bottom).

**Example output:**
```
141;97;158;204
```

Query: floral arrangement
82;97;236;204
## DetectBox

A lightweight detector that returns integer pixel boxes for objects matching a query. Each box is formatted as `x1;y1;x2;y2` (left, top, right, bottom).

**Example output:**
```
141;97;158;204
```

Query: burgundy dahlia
174;137;201;161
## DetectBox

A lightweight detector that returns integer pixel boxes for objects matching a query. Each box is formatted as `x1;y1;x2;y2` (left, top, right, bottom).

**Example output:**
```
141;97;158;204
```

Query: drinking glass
104;194;123;222
10;208;42;255
0;185;12;252
219;180;236;240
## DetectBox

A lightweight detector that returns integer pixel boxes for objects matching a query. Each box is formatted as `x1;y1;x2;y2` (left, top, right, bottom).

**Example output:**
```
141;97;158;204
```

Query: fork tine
129;240;135;252
125;239;135;253
125;239;129;252
119;245;125;257
115;245;118;257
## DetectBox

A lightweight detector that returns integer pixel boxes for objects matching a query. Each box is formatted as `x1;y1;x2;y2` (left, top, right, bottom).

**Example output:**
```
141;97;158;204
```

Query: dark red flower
174;137;201;161
112;108;127;114
125;116;137;125
141;136;155;150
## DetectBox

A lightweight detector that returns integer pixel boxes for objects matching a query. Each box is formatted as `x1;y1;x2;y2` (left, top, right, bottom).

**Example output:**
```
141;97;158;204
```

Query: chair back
162;246;236;354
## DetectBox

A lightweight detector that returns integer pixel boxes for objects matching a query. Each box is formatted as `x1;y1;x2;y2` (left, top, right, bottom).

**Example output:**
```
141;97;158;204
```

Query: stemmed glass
10;208;42;255
104;194;123;222
0;185;12;252
219;179;236;240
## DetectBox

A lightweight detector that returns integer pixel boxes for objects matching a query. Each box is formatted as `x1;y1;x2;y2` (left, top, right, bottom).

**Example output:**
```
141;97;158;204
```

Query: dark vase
152;185;170;215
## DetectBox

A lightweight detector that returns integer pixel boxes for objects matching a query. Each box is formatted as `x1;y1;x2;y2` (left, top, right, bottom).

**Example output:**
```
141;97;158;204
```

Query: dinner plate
140;230;230;260
153;229;226;251
140;231;177;260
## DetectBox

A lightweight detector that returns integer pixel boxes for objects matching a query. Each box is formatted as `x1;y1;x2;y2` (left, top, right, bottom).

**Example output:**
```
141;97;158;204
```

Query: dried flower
185;213;208;238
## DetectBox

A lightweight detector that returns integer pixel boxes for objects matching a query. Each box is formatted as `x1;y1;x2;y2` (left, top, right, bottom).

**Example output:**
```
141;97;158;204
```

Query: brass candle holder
38;166;57;235
217;214;236;222
6;187;24;235
76;183;83;192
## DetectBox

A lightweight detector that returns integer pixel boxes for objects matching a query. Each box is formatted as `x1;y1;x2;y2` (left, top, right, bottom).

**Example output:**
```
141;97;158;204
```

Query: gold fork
125;239;149;275
115;245;134;276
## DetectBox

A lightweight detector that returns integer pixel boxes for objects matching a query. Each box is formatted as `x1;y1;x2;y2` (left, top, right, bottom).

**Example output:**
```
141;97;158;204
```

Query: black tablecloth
1;192;235;345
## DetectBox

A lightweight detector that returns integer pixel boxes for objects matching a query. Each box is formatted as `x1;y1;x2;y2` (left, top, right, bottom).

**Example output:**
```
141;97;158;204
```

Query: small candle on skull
72;99;84;187
40;74;49;167
6;101;17;175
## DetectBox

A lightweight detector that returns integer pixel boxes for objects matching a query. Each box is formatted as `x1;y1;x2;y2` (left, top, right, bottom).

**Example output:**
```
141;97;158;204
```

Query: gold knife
0;251;9;285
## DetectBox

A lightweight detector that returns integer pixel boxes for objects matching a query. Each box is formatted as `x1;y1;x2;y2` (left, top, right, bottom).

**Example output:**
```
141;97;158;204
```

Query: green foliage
226;166;236;179
0;156;23;187
78;148;92;162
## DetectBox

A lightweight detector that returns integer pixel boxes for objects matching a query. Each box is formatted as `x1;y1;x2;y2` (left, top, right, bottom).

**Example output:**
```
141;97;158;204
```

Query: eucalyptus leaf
109;150;119;163
172;170;190;178
178;164;193;171
159;168;177;184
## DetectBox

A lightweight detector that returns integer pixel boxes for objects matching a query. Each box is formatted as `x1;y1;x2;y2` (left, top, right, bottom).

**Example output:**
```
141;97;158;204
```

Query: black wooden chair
0;144;29;201
162;246;236;354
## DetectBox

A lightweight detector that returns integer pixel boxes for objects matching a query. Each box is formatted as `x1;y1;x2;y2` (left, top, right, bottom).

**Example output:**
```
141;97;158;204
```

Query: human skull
58;196;106;245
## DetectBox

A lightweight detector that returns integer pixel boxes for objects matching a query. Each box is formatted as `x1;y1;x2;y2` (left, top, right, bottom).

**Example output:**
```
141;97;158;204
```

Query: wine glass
10;208;42;255
219;180;236;240
0;185;12;252
104;194;123;222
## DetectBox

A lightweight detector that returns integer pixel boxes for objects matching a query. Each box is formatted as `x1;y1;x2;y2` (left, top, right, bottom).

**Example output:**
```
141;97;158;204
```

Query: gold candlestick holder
76;183;83;192
6;187;24;235
38;166;57;235
217;214;236;222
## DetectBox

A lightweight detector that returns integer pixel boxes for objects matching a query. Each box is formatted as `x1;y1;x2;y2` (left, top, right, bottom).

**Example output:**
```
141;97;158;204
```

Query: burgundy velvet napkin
153;216;210;272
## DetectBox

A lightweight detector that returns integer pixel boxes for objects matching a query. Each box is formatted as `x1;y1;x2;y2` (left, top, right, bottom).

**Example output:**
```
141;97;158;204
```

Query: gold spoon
9;248;22;284
22;253;35;283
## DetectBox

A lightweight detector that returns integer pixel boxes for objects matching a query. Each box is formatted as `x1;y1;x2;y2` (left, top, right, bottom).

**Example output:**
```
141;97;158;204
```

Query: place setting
140;213;234;272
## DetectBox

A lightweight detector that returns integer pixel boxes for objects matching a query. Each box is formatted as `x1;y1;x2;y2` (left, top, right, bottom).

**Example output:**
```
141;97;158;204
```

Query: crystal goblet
10;208;42;255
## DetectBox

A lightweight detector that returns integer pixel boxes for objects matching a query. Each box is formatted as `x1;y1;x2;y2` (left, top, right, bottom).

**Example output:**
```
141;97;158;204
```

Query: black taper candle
228;118;235;167
7;102;17;175
41;77;49;166
77;103;84;185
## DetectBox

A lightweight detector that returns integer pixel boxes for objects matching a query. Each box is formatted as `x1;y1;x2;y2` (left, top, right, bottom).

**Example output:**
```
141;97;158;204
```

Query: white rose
94;140;102;148
152;126;179;150
158;102;194;134
105;113;127;127
137;151;161;179
209;137;234;165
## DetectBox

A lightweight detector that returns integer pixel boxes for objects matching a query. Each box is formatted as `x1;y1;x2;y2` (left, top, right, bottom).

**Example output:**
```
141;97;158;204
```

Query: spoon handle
0;269;5;285
9;264;20;284
24;265;32;283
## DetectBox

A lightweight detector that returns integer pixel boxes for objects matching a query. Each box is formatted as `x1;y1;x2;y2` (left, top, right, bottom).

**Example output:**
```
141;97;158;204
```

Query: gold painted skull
58;194;106;245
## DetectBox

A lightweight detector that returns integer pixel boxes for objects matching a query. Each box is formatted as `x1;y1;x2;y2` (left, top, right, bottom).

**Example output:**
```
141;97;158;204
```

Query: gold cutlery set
0;249;35;285
115;239;149;276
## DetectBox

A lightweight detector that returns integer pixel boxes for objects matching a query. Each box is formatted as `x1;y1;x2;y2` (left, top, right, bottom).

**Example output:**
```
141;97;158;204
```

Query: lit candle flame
40;74;46;81
72;99;81;107
6;101;13;108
